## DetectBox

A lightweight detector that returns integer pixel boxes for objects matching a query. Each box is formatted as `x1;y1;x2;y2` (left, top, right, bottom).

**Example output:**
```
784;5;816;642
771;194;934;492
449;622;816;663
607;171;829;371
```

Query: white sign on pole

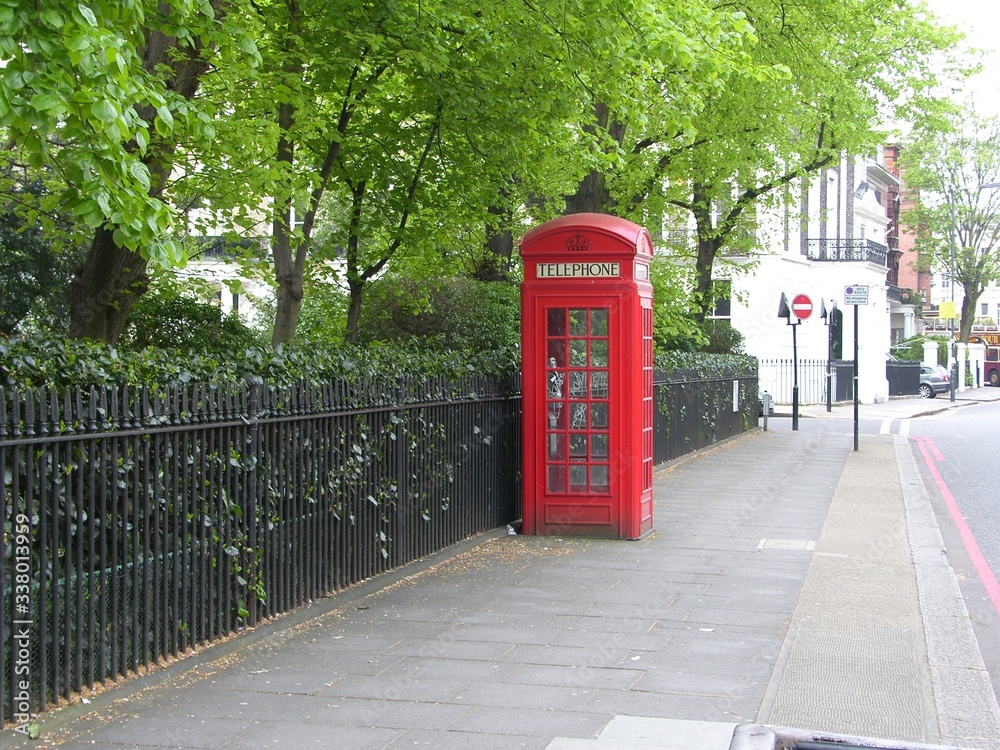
844;285;869;306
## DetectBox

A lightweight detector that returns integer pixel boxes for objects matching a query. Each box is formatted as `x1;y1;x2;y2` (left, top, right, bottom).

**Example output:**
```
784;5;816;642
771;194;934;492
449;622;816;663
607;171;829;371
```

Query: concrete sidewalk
6;394;1000;749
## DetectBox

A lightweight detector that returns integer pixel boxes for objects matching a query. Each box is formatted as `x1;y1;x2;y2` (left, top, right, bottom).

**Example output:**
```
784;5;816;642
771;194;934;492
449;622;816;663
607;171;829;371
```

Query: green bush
890;334;948;366
699;319;745;355
0;333;521;392
356;276;520;357
119;289;263;354
649;259;706;354
294;283;349;346
654;350;757;382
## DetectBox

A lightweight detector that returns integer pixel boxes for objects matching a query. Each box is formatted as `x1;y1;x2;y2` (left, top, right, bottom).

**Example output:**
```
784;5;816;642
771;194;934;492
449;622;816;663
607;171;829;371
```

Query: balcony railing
805;239;887;267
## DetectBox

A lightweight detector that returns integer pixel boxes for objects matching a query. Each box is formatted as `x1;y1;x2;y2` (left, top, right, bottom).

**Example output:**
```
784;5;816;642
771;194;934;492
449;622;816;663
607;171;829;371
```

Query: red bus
968;330;1000;386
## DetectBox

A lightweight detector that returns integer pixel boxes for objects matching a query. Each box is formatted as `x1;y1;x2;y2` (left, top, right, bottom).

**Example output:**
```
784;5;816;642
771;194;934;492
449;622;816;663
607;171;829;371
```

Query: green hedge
0;336;521;392
654;351;757;382
1;335;756;393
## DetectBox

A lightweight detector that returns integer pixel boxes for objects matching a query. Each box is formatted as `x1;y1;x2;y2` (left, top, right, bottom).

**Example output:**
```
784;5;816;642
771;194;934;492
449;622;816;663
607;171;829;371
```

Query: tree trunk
693;236;721;324
473;204;514;281
691;184;719;322
271;265;304;345
68;227;149;342
344;280;364;345
565;170;612;215
269;91;302;346
959;284;981;343
68;7;220;343
564;102;625;215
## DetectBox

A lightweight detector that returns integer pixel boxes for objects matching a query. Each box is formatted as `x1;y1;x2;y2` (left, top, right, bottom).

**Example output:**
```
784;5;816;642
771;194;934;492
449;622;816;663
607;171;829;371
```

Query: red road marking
912;436;1000;619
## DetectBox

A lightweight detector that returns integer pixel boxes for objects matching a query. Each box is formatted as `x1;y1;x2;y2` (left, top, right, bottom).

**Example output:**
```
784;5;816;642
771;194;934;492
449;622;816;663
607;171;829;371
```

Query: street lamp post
949;194;957;401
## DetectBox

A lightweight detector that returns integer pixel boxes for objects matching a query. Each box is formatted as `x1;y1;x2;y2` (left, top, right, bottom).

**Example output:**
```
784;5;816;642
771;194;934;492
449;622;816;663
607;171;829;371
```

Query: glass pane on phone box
547;369;565;400
547;308;566;337
569;402;588;429
569;465;588;491
569;309;587;336
547;402;566;429
591;403;608;428
591;465;609;493
590;309;609;336
548;433;566;461
547;340;566;368
569;433;588;457
569;371;588;398
569;340;587;366
548;465;566;493
590;371;608;398
590;340;608;367
592;433;608;458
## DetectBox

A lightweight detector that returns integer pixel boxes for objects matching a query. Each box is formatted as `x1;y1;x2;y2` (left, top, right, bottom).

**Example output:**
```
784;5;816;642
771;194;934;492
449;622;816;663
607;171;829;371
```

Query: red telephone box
520;213;654;539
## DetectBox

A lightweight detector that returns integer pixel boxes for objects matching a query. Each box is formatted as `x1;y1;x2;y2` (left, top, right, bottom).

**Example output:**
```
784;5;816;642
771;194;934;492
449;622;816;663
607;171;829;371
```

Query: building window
983;302;989;316
710;280;732;319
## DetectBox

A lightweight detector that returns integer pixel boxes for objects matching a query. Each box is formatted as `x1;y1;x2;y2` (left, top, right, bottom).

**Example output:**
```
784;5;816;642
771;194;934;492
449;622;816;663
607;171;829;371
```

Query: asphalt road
908;400;1000;584
906;400;1000;703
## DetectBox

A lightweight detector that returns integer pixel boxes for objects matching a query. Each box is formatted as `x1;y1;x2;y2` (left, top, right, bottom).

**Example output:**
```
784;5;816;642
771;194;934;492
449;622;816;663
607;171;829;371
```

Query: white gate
758;358;831;405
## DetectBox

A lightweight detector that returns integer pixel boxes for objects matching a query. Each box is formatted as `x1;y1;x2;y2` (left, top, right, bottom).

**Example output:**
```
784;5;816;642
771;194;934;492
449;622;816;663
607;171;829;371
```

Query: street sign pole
853;303;859;452
844;285;868;452
792;321;799;431
787;293;812;432
820;300;833;413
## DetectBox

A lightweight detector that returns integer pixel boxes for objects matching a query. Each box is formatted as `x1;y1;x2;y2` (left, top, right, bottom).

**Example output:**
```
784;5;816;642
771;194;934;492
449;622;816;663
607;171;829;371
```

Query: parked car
918;364;950;398
758;391;775;417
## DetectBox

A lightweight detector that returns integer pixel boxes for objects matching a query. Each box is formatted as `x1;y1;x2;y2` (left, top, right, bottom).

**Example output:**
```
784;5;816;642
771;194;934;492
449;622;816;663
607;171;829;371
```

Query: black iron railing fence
652;375;759;465
0;371;756;723
805;238;888;266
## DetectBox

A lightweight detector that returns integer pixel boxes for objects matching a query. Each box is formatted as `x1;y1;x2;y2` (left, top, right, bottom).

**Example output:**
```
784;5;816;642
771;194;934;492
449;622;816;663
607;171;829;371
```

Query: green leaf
39;8;63;27
77;2;98;26
156;105;174;132
91;99;118;124
29;92;64;113
128;160;150;190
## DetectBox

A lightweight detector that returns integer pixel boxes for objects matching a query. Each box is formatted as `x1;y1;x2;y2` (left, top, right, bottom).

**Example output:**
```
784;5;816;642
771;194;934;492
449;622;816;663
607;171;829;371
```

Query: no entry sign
791;293;813;320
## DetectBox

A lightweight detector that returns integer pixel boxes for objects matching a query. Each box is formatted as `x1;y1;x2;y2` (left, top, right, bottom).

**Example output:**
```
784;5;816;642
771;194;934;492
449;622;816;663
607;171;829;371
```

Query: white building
714;150;914;404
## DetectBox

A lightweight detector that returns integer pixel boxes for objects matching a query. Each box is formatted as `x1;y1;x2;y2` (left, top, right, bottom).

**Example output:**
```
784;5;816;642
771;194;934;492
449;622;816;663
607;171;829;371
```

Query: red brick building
883;145;931;305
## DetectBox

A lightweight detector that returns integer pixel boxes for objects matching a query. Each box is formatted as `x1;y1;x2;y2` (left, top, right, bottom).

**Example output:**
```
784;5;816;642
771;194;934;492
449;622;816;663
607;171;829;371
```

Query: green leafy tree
212;0;756;345
562;0;958;319
900;110;1000;343
0;168;85;335
1;0;259;342
662;0;959;319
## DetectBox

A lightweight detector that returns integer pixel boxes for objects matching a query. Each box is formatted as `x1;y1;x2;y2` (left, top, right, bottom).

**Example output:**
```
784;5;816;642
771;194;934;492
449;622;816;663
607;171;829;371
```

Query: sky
924;0;1000;114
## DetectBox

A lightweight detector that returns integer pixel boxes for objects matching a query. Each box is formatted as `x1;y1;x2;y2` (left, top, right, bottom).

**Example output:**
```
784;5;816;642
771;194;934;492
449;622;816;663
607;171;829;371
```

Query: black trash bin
886;360;920;396
832;360;855;402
